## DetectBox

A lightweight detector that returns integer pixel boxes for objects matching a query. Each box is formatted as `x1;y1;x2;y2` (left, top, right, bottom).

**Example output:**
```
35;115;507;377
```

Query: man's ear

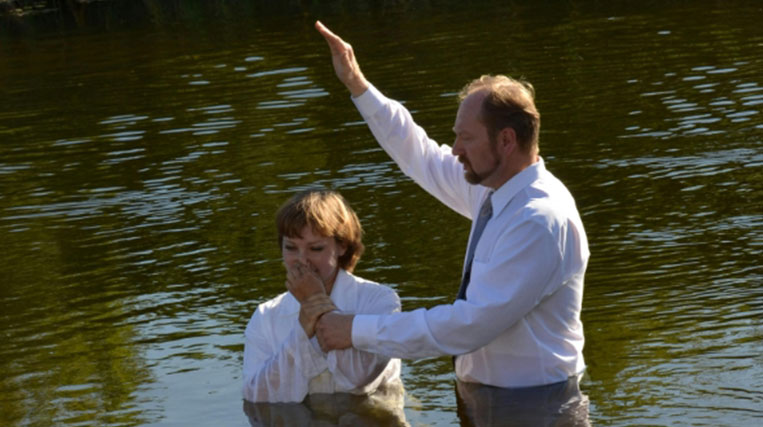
499;127;518;156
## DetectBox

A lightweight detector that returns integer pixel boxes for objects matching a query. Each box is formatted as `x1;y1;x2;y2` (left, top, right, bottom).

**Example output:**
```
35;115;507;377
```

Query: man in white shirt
313;21;590;397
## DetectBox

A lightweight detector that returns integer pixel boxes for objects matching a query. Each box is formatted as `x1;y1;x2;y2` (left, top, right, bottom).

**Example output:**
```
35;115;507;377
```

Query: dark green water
1;1;761;425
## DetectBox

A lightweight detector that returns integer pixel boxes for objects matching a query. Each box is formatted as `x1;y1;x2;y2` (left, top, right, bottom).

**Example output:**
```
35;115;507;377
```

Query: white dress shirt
242;269;402;402
350;84;590;388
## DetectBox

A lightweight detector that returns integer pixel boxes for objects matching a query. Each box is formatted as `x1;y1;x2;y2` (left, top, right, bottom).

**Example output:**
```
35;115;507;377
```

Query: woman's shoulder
245;291;298;336
338;270;400;311
343;270;397;295
253;291;299;318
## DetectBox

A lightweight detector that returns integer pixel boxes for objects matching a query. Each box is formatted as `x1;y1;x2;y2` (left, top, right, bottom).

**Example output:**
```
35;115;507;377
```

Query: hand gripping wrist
299;294;337;338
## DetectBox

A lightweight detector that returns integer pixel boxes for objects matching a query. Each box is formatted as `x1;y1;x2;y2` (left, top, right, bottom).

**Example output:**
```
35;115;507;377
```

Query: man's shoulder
504;182;577;240
524;171;577;212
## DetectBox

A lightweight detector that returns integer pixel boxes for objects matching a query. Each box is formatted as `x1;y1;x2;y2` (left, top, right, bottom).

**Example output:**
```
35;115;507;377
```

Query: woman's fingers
286;262;326;303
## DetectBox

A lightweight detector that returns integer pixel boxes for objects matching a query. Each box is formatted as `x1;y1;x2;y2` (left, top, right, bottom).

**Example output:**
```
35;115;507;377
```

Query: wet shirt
242;269;401;402
349;84;590;387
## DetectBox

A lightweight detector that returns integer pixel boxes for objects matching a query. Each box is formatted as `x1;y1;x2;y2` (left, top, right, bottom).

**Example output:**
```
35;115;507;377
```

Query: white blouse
242;269;402;402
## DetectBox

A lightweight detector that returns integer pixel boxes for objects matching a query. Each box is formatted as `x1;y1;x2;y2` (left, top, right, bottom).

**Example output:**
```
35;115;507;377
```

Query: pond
1;1;761;425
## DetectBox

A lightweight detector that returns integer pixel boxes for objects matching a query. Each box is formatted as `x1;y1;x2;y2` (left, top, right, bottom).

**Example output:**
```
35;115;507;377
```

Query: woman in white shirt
242;190;402;404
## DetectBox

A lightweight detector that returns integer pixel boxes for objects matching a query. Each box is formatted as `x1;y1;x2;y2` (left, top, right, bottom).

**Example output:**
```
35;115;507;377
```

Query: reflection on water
455;378;589;427
244;384;407;427
1;1;762;426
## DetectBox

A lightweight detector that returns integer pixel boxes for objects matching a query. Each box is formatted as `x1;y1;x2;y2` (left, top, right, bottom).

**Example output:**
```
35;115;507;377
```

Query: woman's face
282;226;346;287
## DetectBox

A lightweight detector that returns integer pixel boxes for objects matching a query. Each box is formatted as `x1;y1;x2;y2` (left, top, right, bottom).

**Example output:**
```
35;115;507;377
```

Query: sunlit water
1;1;761;426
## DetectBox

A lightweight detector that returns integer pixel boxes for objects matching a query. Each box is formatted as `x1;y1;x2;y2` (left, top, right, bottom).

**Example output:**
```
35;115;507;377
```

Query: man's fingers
315;20;368;97
315;21;339;44
315;20;348;54
315;315;333;351
317;331;329;352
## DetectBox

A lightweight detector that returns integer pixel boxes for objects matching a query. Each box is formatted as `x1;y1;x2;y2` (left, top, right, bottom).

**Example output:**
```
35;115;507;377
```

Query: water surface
1;1;761;426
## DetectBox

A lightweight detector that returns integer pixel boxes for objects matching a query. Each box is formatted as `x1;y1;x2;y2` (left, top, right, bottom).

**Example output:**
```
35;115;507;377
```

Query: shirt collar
329;268;350;298
489;157;545;217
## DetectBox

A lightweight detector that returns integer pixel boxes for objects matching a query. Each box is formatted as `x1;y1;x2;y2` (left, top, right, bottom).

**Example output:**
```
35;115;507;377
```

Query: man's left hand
315;311;354;352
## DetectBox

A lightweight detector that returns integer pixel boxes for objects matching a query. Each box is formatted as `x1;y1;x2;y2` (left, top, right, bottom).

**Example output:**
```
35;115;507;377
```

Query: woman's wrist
299;294;337;337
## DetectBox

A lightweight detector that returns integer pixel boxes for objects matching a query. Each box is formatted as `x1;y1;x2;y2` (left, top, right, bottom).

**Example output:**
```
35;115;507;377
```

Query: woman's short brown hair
275;190;364;272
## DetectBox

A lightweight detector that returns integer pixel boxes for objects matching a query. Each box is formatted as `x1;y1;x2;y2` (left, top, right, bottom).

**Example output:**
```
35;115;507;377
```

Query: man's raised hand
315;21;369;97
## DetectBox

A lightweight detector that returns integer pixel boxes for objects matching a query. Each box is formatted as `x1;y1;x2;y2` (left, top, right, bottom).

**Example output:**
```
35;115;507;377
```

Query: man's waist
454;351;584;388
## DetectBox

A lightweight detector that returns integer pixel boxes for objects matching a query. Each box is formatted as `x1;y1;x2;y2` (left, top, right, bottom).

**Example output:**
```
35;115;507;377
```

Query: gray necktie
456;192;493;300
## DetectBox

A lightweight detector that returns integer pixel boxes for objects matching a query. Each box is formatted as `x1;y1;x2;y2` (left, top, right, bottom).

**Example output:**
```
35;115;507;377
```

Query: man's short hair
459;75;541;154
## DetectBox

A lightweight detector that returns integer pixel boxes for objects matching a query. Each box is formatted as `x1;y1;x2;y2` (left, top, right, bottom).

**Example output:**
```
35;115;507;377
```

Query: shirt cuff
351;84;385;118
351;313;380;352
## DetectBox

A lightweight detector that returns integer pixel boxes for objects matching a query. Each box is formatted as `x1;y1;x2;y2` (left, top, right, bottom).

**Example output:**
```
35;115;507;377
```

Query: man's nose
452;138;463;156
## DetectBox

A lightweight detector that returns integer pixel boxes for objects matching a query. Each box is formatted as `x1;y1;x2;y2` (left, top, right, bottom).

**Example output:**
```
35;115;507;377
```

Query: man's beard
460;146;501;185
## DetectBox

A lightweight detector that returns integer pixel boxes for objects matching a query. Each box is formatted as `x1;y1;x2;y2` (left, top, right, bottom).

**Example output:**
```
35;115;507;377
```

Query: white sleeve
352;85;478;220
242;309;329;403
325;287;402;392
352;221;561;358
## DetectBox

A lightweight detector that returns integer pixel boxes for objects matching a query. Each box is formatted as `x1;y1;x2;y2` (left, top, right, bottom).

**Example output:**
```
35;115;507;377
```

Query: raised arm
315;20;370;97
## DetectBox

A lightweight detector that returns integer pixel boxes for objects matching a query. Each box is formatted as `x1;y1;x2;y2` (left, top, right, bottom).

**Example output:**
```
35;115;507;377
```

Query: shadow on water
1;0;761;426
